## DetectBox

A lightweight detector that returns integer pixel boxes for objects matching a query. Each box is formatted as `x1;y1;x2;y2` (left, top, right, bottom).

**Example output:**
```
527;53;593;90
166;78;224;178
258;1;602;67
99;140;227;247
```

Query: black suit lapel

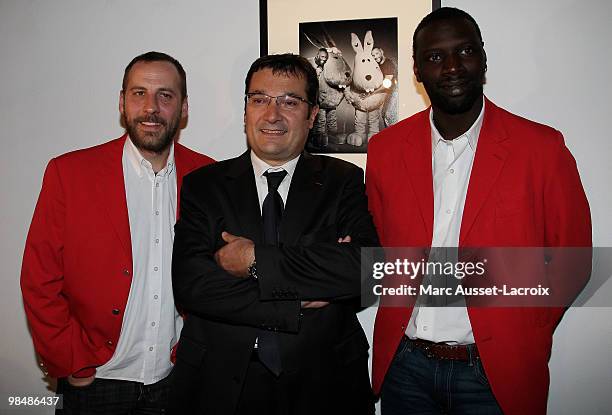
225;151;264;244
281;152;325;245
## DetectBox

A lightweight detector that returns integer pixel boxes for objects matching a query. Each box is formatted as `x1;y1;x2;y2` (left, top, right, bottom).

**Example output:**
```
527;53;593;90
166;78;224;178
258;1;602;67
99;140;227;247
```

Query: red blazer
366;98;591;414
20;135;214;379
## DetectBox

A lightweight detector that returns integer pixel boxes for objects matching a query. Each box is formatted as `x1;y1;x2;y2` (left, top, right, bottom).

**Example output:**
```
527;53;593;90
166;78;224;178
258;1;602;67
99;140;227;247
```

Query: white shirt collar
125;136;175;178
430;96;485;151
250;150;300;180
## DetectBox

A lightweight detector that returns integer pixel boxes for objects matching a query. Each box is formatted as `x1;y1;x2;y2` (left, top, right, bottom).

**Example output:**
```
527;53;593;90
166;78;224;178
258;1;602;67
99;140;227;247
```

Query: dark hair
122;51;187;99
413;7;484;56
244;53;319;107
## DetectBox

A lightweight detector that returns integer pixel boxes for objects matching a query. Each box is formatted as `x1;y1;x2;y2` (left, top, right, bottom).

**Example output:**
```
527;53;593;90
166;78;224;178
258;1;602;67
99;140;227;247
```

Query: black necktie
257;169;287;376
262;170;287;245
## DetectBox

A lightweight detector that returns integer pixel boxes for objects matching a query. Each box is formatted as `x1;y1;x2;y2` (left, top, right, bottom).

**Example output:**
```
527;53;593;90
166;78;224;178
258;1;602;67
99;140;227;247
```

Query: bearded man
20;51;214;414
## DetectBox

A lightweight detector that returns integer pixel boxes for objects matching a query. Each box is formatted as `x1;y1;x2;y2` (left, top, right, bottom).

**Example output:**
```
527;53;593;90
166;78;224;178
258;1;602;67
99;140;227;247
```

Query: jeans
56;374;171;415
381;337;503;415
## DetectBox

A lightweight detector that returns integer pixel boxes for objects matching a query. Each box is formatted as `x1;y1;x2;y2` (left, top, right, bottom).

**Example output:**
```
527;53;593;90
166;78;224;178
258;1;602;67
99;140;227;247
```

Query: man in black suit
169;54;379;415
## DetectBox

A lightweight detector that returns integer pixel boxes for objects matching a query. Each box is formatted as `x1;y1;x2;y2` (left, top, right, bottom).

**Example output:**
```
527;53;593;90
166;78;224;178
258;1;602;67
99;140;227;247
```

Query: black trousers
56;374;171;415
235;354;375;415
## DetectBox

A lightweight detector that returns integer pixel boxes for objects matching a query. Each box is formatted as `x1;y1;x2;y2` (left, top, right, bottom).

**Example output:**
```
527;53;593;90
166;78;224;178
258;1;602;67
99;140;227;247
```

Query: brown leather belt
407;337;478;361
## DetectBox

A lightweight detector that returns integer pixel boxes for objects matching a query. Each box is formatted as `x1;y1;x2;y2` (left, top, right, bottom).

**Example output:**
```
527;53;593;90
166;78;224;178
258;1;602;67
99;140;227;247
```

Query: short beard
124;113;180;153
427;82;483;115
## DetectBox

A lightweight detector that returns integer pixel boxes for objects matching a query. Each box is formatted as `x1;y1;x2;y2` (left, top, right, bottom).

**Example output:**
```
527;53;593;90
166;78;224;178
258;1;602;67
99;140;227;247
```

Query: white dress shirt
250;151;300;211
96;137;182;384
406;100;485;345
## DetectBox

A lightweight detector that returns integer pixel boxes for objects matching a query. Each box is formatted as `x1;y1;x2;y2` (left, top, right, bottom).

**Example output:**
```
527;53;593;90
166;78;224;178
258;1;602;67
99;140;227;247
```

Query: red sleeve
543;132;592;324
20;159;94;378
544;132;591;247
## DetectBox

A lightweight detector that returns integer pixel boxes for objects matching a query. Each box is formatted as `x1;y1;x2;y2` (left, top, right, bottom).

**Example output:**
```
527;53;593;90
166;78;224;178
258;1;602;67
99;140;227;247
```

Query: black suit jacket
170;151;379;414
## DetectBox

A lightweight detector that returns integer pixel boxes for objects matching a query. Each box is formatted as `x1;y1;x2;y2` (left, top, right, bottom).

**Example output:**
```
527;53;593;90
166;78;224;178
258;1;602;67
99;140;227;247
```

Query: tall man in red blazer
367;8;591;415
20;51;214;413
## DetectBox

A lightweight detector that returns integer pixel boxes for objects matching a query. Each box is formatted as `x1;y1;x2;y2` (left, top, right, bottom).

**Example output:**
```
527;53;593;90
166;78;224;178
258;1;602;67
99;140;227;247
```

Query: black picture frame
258;0;439;153
259;0;440;56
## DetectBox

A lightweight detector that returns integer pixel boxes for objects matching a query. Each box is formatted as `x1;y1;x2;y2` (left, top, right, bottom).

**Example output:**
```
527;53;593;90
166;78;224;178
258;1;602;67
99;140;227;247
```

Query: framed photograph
260;0;439;154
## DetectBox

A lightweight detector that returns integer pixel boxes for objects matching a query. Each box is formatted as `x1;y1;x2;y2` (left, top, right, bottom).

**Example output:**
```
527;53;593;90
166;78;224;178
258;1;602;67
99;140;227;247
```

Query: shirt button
154;266;159;271
156;183;160;187
449;168;455;174
423;326;428;331
107;340;114;346
446;209;452;214
155;211;159;216
123;269;130;276
155;238;159;244
149;347;154;351
154;295;159;300
112;309;120;315
151;322;156;327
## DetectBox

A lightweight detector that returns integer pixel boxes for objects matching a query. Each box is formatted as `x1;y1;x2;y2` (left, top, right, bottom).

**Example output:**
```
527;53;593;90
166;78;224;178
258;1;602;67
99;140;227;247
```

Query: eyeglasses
245;93;312;111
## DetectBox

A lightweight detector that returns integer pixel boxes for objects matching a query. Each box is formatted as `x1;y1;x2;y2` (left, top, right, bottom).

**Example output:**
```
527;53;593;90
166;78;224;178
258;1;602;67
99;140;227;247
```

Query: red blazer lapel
92;137;212;273
460;98;509;246
95;135;132;266
402;110;434;242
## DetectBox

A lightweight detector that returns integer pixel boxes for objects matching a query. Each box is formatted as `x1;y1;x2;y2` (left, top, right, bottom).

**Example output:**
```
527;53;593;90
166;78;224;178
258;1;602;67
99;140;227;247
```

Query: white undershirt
96;137;181;384
406;99;484;345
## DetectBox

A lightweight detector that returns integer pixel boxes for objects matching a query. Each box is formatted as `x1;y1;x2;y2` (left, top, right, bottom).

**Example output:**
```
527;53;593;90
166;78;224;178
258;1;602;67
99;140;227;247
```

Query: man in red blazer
367;8;591;414
20;51;213;413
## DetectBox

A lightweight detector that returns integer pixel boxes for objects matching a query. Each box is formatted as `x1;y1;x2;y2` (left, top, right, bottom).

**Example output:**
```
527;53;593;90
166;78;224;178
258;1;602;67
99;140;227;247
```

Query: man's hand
214;231;255;277
67;374;95;387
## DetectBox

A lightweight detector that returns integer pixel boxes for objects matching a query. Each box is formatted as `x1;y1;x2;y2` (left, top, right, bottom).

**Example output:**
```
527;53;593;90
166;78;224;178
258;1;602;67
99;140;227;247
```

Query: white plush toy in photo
344;30;387;147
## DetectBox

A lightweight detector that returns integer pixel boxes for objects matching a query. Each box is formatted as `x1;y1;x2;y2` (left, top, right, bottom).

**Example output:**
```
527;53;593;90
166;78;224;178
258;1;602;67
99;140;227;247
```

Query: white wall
1;1;609;413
